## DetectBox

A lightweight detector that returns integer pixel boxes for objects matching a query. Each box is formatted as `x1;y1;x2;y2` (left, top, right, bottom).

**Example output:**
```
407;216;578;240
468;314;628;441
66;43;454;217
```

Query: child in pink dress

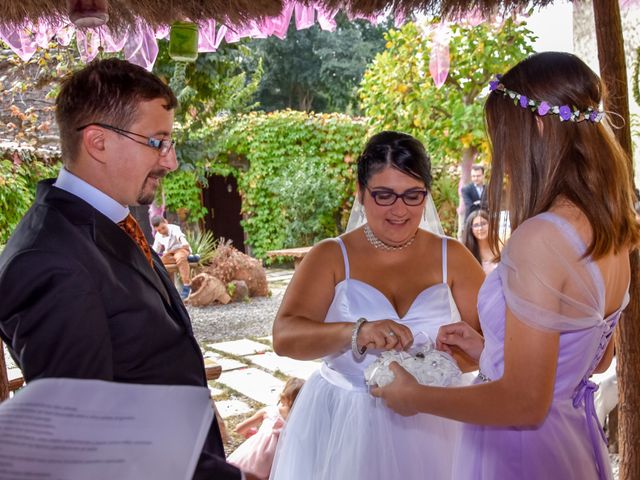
228;378;304;480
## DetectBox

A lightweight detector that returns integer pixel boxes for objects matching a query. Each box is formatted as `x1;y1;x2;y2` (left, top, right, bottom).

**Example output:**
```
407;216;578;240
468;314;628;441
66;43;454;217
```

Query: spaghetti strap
441;237;448;284
335;237;350;279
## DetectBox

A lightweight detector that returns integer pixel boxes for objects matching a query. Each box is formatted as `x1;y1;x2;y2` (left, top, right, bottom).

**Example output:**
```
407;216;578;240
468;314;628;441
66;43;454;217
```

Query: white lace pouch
364;336;462;388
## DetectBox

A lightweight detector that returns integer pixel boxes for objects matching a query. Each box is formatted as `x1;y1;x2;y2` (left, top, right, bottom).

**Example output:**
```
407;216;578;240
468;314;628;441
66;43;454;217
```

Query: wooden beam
592;1;640;479
0;342;9;402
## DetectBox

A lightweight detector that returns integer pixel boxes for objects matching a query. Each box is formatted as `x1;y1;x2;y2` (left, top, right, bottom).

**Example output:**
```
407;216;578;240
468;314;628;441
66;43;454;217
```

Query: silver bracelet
351;317;367;359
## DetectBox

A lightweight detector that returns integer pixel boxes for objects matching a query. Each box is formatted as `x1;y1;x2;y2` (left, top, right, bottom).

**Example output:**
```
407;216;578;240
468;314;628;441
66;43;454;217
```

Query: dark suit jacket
461;182;487;219
0;180;240;480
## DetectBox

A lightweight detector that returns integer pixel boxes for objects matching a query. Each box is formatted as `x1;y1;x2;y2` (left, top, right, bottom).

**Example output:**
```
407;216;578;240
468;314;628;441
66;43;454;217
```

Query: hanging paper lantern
169;22;199;62
67;0;109;28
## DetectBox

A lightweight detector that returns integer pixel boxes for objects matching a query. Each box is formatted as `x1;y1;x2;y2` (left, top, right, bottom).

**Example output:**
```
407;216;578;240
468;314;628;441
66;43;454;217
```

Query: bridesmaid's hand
436;321;485;361
370;362;419;416
358;319;413;352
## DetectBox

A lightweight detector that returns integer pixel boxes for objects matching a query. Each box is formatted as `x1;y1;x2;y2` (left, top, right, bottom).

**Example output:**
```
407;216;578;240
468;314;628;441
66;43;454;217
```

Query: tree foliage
359;18;536;167
0;152;59;243
247;13;389;113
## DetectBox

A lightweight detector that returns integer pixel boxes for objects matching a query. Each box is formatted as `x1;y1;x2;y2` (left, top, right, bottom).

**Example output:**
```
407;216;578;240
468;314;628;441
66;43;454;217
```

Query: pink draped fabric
0;2;406;72
295;4;316;30
316;8;339;32
197;19;217;52
0;25;38;61
429;24;451;89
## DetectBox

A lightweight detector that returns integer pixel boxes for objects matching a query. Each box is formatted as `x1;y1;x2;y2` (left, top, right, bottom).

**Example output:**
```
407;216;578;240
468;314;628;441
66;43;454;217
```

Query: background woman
270;131;484;480
461;209;496;274
371;52;638;480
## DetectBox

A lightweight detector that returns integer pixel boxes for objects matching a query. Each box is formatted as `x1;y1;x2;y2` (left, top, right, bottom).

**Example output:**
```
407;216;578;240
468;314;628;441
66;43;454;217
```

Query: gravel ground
187;290;284;344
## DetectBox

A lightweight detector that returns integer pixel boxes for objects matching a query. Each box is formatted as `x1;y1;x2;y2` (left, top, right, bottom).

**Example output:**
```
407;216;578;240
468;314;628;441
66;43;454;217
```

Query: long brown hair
485;52;639;259
462;209;490;264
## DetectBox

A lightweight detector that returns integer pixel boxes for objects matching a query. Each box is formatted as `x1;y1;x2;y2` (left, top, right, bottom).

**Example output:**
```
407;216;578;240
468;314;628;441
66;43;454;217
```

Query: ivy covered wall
206;110;368;258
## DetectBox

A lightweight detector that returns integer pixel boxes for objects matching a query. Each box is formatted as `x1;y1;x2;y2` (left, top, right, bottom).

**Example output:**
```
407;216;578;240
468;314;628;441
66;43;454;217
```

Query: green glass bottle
169;22;199;62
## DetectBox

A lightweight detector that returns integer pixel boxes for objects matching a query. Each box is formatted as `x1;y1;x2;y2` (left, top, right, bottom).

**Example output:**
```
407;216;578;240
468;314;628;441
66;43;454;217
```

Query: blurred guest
461;165;488;219
461;209;497;275
151;215;192;299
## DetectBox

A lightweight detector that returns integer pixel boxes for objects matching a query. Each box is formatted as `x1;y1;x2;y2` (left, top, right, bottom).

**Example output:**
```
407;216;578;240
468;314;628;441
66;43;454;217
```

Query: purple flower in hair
489;80;500;91
519;95;528;108
537;102;550;116
559;105;572;121
589;110;603;122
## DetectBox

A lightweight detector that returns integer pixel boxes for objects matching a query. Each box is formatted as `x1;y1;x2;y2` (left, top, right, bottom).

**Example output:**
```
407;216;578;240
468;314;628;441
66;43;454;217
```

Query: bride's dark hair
356;131;432;201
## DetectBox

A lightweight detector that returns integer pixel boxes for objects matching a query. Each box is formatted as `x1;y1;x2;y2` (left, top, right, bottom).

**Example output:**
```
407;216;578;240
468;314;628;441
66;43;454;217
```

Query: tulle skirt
270;366;462;480
453;399;611;480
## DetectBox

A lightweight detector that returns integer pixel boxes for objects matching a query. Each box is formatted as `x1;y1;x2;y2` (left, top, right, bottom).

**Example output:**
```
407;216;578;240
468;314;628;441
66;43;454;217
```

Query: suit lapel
42;180;193;330
93;214;172;304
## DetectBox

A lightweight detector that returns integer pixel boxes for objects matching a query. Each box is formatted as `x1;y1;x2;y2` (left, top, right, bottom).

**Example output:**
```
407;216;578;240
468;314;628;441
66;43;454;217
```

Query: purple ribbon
572;379;608;480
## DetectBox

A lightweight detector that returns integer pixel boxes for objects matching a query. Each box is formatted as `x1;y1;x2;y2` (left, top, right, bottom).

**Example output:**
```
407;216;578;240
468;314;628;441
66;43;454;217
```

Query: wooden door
202;175;246;253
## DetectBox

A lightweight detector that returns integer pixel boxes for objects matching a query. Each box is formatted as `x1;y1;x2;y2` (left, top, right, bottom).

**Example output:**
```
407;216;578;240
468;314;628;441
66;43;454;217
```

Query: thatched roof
0;0;554;31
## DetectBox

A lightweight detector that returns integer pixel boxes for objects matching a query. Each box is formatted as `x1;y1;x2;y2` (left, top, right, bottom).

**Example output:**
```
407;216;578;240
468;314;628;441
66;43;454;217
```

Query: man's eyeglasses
472;221;489;230
76;123;175;156
367;187;428;207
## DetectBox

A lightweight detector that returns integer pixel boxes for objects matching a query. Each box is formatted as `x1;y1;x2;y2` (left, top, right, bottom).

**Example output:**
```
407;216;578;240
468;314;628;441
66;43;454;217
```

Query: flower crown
488;75;605;123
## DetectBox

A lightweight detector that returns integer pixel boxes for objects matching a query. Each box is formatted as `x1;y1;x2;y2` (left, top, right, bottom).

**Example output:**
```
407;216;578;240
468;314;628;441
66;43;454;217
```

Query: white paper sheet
0;378;213;480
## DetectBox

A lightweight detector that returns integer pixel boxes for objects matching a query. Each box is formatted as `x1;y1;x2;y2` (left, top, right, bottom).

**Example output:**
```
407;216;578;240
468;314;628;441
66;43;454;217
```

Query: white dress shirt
53;167;129;223
152;224;190;254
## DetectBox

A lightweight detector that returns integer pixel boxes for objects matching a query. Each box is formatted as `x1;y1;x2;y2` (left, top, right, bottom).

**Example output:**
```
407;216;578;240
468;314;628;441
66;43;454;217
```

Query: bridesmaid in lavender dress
372;52;639;480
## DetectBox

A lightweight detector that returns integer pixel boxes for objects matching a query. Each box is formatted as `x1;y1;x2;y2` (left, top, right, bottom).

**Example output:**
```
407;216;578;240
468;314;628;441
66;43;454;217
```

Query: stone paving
205;333;320;418
200;268;321;420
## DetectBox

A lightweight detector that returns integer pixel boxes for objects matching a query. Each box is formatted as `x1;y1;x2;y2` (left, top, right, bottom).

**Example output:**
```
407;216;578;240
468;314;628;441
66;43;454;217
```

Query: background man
152;215;192;299
0;59;251;480
461;164;488;219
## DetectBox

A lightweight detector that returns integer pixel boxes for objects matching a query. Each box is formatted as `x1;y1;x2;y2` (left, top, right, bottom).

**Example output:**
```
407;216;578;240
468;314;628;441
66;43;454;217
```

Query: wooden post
0;342;10;402
592;0;640;478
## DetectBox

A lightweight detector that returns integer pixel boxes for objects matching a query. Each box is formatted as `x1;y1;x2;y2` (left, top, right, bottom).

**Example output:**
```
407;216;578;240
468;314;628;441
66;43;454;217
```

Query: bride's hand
436;321;484;361
370;362;419;416
358;319;413;352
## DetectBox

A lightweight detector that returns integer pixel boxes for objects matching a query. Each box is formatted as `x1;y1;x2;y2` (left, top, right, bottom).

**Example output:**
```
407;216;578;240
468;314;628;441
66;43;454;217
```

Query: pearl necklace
364;224;416;251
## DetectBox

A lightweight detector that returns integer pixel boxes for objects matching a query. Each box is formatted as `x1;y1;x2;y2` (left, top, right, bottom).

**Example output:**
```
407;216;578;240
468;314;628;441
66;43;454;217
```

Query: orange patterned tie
118;214;154;268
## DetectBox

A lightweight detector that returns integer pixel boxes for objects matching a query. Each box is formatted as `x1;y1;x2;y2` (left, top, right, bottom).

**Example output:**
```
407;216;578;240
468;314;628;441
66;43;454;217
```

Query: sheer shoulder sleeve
497;215;604;332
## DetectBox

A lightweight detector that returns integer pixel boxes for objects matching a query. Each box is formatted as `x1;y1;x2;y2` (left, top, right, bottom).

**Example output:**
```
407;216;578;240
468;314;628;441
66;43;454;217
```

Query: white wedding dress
270;237;464;480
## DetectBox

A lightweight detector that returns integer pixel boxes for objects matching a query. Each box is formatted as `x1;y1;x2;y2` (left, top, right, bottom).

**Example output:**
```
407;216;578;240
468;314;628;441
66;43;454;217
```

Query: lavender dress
454;212;628;480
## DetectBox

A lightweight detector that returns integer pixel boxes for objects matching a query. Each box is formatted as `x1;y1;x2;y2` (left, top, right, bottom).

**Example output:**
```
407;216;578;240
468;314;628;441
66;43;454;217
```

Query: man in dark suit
0;59;253;480
461;164;488;219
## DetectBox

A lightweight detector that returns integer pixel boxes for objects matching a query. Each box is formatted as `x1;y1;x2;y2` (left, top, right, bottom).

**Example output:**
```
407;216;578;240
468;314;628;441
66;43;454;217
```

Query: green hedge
208;110;368;258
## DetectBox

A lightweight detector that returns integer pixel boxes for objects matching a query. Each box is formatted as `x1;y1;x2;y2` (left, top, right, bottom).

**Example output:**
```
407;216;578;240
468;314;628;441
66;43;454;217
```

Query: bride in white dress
270;131;484;480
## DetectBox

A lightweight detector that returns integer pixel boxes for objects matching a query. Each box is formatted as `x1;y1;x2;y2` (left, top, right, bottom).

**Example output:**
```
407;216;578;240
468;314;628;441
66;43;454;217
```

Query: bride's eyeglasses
366;187;428;206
